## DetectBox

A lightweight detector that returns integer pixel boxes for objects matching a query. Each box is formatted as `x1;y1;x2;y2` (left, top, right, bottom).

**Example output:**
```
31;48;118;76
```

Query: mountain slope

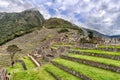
0;9;45;45
43;18;81;30
81;27;105;37
43;18;106;38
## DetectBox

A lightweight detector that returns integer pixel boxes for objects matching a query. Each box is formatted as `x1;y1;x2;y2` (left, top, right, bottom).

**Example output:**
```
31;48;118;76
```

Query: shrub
57;28;69;33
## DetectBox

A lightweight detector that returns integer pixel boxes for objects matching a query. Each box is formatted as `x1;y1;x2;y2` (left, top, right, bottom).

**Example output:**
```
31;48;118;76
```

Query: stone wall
77;43;120;52
71;51;120;60
61;55;120;73
96;48;120;52
45;69;61;80
15;60;27;70
52;61;92;80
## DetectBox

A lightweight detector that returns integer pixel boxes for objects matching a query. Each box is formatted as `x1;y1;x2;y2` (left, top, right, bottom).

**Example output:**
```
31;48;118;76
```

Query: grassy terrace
73;48;120;56
99;45;120;49
53;44;73;47
7;56;36;73
7;56;56;80
69;53;120;67
53;58;120;80
22;56;36;69
51;42;74;50
52;42;74;47
11;67;56;80
51;46;59;50
45;64;81;80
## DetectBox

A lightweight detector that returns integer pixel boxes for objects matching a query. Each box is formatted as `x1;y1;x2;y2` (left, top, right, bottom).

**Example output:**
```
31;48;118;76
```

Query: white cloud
45;2;52;7
99;10;106;17
0;1;9;7
84;0;90;3
0;0;120;35
37;5;51;19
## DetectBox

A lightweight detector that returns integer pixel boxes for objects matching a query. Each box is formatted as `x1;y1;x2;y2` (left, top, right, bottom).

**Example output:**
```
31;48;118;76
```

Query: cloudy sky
0;0;120;36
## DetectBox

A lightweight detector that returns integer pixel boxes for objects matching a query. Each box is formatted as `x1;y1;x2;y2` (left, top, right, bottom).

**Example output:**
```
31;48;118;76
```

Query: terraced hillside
7;45;120;80
72;48;120;60
1;8;120;80
0;20;83;68
0;28;60;67
47;49;120;80
7;56;56;80
99;45;120;49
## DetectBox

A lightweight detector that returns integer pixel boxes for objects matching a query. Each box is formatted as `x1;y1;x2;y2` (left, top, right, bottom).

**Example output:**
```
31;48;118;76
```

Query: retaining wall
61;55;120;73
52;61;92;80
71;51;120;60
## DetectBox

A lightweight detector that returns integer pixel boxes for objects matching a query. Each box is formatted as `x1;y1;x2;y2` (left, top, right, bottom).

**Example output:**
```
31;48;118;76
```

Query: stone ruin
0;68;10;80
29;32;83;63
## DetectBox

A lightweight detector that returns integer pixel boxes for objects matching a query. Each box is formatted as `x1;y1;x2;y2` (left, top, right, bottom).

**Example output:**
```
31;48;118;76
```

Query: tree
88;31;93;39
7;44;21;67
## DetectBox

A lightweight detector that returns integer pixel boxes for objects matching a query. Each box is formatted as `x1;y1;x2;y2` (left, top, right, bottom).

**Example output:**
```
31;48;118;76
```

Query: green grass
51;46;59;50
22;56;36;69
99;45;120;49
51;42;74;50
7;56;55;80
7;56;36;73
69;53;120;67
53;58;120;80
52;44;73;48
7;63;24;73
53;42;74;47
11;67;56;80
45;64;81;80
73;48;120;56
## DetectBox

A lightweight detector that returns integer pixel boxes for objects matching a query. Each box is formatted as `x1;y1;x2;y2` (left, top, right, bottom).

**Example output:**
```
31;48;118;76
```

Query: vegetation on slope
57;28;69;33
7;56;55;80
69;54;120;66
43;18;82;32
73;48;120;56
99;45;120;49
0;9;45;45
6;50;120;80
45;64;81;80
53;58;120;80
10;67;56;80
7;62;55;80
7;56;36;73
